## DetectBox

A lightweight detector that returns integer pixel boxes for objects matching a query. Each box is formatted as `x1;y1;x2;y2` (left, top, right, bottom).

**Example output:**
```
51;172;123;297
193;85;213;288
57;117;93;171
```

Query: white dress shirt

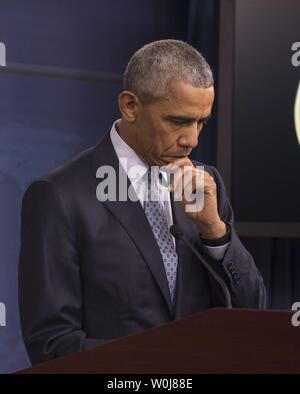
110;119;229;260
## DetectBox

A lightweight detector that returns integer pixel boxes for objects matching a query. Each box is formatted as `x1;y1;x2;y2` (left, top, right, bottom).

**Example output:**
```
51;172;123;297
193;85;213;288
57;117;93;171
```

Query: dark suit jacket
18;131;266;365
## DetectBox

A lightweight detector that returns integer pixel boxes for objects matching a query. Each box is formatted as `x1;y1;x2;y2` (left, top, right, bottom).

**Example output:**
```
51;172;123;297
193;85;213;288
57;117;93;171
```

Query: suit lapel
90;132;174;316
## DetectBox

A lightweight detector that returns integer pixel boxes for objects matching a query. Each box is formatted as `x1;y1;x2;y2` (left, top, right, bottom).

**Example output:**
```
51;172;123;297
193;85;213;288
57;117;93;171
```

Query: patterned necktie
144;168;178;303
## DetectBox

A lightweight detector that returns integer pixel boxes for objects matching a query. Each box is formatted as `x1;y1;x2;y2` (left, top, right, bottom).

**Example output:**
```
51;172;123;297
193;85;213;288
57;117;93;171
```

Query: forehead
156;81;215;116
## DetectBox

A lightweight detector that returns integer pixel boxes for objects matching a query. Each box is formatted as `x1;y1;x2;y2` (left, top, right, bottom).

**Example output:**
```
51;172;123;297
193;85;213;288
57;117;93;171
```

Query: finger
173;166;194;200
166;157;193;169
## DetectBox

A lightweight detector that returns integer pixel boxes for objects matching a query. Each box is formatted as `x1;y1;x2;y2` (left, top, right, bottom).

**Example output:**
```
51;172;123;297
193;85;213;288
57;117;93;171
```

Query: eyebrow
163;114;211;123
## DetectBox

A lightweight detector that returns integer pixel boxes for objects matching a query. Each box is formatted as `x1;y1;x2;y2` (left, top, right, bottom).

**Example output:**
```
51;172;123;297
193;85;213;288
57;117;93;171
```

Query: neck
117;118;148;165
117;118;133;146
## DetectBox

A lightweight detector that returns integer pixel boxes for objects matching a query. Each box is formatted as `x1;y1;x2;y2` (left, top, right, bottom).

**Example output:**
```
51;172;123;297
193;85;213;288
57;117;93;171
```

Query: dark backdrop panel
232;0;300;222
188;0;220;166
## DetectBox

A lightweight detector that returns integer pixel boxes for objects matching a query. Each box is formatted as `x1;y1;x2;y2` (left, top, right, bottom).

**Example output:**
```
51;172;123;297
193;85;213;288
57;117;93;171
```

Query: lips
164;154;188;158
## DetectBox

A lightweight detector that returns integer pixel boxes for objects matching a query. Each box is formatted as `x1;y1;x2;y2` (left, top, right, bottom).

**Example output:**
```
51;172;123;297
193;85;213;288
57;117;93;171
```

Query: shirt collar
110;119;148;186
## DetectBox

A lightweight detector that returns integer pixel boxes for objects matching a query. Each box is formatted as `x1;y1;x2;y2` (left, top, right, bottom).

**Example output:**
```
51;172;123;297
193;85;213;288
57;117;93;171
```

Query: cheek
146;126;164;152
142;119;176;157
160;131;179;153
155;132;171;154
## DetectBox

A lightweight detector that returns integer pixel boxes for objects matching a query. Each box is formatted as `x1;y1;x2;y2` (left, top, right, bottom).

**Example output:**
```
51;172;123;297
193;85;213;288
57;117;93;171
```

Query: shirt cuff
201;242;230;260
198;223;231;260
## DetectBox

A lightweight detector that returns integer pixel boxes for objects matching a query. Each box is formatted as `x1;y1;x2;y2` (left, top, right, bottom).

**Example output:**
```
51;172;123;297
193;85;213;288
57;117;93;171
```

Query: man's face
133;81;215;166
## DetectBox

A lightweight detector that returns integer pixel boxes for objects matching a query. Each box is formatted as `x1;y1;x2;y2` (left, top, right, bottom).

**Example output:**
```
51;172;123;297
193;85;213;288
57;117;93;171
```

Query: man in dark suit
19;40;266;366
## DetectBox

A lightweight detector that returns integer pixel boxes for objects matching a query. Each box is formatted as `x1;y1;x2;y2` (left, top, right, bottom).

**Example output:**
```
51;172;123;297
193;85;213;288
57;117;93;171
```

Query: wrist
196;220;227;240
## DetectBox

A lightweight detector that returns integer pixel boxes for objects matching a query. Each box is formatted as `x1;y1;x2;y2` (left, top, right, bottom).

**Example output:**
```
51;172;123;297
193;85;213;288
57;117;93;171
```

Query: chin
145;154;168;167
154;157;168;166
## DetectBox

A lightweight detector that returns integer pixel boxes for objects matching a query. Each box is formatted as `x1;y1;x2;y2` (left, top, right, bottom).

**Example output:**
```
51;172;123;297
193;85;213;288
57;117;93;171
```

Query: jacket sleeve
197;166;267;309
18;180;110;366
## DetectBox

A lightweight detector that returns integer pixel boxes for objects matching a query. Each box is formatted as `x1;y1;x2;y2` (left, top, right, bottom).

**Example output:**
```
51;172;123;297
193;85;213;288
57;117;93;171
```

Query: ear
118;91;140;123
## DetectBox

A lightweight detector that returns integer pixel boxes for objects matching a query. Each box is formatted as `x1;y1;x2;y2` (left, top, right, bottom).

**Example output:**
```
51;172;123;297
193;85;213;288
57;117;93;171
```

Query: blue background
1;0;300;374
0;0;191;373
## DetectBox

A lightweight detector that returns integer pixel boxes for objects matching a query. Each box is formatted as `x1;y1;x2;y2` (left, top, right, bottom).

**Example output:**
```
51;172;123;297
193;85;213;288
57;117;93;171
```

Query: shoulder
22;144;96;213
40;145;94;187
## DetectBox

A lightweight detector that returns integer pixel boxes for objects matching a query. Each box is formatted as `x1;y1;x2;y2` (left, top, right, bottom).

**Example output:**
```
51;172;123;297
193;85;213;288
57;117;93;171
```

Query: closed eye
165;115;211;126
171;119;191;126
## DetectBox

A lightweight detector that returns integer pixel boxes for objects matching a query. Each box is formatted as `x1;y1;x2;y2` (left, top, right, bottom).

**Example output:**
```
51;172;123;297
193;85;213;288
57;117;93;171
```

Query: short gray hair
123;39;214;104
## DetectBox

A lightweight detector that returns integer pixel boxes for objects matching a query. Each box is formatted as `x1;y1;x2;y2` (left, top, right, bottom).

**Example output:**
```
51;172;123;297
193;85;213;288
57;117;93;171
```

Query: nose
177;123;200;150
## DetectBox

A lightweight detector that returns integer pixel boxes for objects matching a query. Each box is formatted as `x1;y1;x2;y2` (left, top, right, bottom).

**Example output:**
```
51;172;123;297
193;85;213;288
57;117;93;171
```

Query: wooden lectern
16;308;300;374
